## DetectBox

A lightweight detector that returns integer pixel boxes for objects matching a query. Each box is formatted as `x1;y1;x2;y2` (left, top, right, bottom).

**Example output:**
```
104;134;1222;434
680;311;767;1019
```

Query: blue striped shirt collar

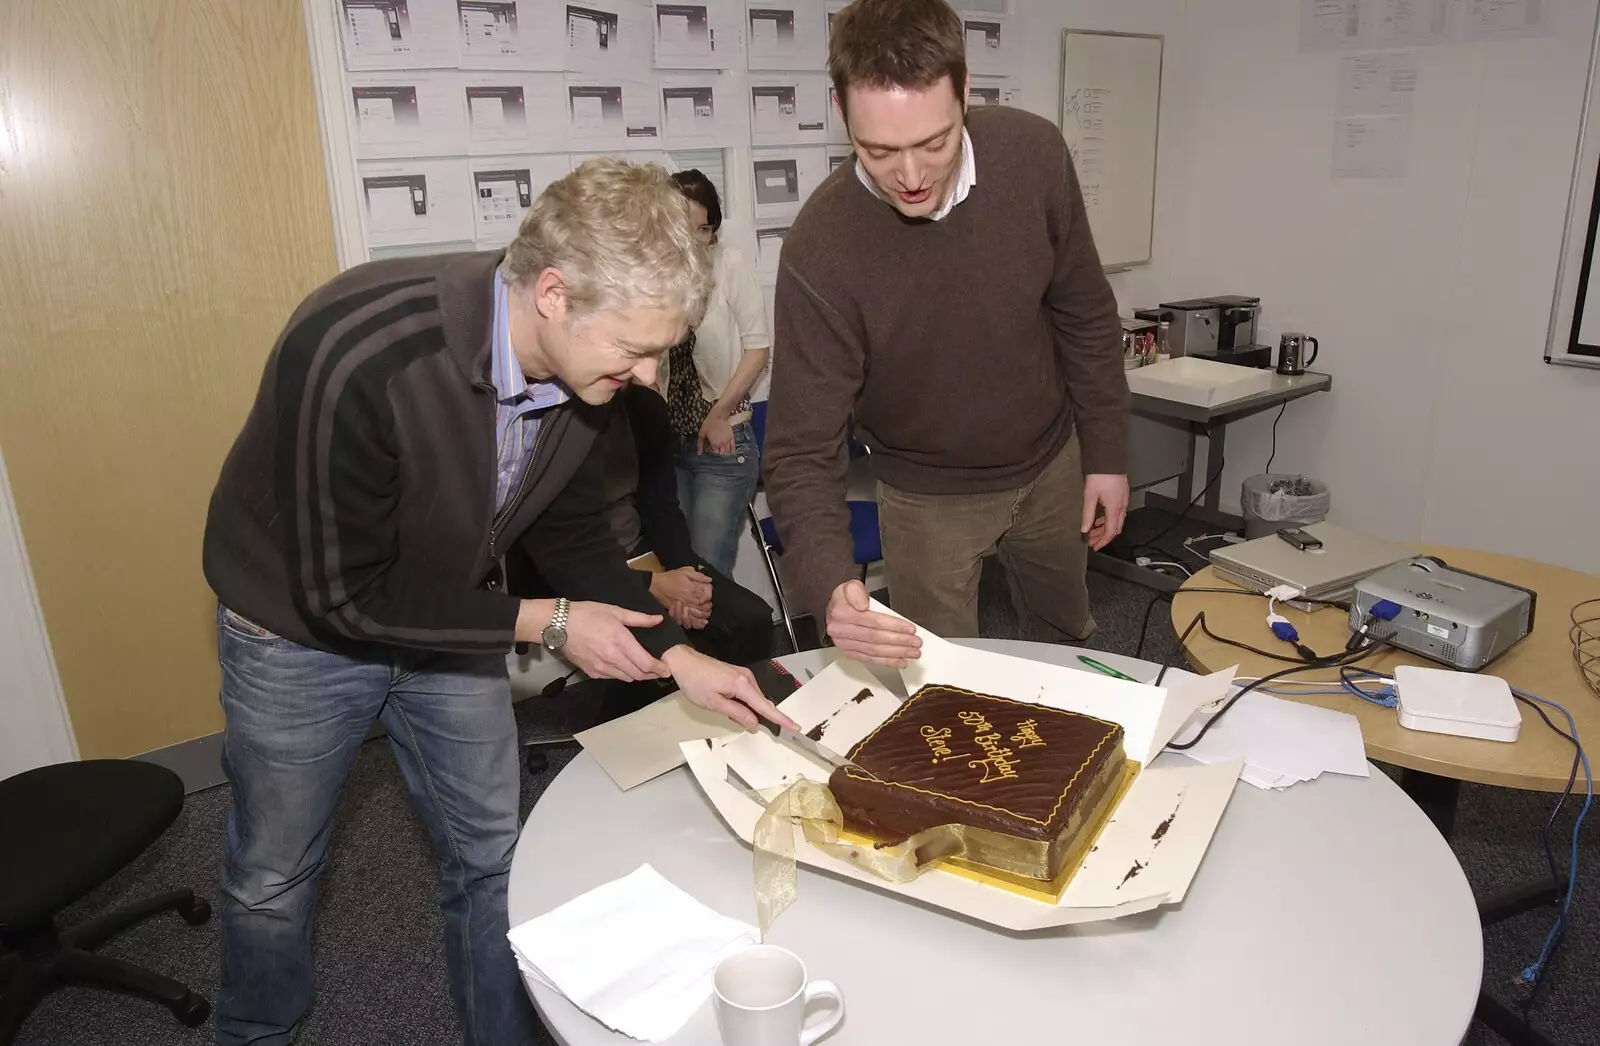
492;272;570;409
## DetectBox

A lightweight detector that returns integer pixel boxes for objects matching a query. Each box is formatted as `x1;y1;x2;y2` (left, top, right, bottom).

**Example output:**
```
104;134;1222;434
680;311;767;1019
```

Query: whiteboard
1543;4;1600;368
1059;29;1163;270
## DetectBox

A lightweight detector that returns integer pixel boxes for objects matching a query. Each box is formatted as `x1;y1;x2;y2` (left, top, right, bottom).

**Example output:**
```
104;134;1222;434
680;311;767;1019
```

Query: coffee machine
1135;295;1272;368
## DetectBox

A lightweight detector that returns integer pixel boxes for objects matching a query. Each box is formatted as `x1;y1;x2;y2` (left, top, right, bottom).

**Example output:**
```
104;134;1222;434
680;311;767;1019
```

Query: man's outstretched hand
824;579;921;668
663;645;799;731
1082;473;1130;551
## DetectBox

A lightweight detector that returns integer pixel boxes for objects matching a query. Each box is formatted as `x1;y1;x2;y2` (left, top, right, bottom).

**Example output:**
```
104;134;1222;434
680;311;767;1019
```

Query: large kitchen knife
761;720;864;774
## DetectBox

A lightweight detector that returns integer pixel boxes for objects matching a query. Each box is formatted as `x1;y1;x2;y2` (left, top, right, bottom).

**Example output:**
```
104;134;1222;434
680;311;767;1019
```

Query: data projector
1349;557;1535;671
1393;666;1522;743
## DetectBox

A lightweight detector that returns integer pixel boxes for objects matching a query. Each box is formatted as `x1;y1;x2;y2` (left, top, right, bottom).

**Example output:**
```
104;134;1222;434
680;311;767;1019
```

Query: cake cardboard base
837;758;1141;905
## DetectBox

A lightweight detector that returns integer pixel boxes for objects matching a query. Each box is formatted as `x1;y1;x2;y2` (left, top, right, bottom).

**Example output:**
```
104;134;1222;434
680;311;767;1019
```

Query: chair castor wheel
172;992;211;1027
526;749;550;776
178;896;212;926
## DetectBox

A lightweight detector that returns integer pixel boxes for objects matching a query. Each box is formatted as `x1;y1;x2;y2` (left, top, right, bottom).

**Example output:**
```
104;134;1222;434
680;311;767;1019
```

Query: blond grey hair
503;158;712;325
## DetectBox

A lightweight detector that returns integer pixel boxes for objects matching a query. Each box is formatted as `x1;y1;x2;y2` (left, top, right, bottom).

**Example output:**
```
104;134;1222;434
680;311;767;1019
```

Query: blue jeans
213;606;537;1046
675;420;759;575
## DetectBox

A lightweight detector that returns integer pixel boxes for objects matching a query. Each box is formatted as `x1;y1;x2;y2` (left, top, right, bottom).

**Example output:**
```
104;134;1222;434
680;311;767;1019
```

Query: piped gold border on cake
839;685;1123;831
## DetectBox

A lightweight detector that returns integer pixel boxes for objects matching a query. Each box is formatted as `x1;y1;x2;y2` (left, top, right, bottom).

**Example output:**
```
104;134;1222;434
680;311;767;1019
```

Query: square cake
827;684;1127;883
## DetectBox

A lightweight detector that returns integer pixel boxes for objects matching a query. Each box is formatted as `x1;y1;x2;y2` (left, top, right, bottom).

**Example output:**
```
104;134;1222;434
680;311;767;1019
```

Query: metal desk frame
1092;370;1334;592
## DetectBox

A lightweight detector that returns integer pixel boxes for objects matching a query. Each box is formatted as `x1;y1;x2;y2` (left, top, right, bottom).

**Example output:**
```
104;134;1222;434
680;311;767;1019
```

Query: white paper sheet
469;154;573;248
1300;0;1363;50
1371;0;1450;46
461;74;569;154
658;75;745;148
565;77;662;148
750;145;826;223
754;223;787;284
564;0;652;75
348;72;469;159
359;159;475;247
745;0;826;71
968;75;1023;111
1170;691;1370;790
1461;0;1551;40
1333;114;1409;178
339;0;461;70
1336;51;1418;117
457;0;564;69
747;73;829;146
653;0;743;68
961;15;1009;76
576;692;745;791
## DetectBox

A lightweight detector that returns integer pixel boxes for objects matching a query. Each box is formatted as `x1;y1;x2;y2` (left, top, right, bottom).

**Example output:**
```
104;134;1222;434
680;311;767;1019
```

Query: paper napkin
507;864;758;1042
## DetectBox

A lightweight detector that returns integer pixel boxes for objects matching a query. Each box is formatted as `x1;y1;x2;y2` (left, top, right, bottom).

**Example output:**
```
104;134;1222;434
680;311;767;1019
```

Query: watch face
542;623;567;650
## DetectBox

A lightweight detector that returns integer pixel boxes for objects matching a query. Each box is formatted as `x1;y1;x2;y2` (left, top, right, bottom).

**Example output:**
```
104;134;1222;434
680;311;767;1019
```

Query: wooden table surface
1174;547;1600;793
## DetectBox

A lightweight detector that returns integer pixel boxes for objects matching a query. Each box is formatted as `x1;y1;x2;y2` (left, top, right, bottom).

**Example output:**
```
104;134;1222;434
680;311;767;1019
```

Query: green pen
1078;655;1139;682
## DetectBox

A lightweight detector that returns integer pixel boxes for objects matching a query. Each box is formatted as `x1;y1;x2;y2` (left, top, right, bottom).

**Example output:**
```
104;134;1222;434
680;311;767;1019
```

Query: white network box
1394;666;1522;743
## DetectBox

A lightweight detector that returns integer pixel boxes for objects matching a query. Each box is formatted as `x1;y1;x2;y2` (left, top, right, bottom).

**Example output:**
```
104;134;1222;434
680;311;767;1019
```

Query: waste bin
1239;473;1330;539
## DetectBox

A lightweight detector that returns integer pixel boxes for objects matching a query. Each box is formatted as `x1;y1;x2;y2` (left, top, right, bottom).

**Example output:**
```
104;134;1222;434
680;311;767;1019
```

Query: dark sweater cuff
1077;418;1128;477
636;619;690;658
794;561;857;627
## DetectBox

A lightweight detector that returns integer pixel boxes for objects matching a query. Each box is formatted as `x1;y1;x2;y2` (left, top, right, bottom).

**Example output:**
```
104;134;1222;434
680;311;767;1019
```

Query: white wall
1010;1;1197;490
0;445;78;778
1169;0;1600;574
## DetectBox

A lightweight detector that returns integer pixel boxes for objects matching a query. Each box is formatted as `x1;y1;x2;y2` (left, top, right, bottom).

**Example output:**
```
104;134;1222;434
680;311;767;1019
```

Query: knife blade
762;721;862;773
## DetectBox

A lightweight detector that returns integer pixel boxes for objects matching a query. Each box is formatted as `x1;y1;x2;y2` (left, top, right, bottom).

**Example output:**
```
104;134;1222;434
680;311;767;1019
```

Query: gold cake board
835;760;1141;905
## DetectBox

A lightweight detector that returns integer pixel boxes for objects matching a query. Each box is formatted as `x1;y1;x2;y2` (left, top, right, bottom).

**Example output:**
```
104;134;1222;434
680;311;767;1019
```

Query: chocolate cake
827;685;1127;883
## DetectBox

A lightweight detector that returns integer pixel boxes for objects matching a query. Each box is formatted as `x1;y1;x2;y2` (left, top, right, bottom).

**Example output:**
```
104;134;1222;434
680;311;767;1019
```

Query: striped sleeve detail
275;276;520;652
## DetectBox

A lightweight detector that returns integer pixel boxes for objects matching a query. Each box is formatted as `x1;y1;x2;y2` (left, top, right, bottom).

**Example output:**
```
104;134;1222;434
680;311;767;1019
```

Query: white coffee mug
713;944;844;1046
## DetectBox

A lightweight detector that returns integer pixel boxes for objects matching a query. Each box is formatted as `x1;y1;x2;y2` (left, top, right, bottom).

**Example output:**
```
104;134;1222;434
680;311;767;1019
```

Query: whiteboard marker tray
1125;357;1279;407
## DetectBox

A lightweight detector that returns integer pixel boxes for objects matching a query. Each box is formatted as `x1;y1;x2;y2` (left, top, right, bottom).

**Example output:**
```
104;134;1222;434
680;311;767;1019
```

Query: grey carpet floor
12;557;1596;1046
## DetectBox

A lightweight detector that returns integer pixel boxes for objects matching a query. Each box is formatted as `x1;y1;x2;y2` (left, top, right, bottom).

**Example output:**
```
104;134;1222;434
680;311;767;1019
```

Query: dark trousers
680;562;776;666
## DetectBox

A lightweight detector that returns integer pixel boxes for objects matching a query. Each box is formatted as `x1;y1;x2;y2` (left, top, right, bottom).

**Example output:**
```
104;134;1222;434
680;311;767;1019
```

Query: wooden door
0;0;338;758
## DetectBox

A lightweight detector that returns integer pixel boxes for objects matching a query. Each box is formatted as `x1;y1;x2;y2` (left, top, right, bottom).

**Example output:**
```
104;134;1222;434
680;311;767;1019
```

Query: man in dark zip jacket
201;159;795;1046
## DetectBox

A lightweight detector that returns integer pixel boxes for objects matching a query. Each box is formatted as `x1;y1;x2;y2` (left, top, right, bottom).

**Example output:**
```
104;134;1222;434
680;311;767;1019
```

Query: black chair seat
0;760;182;932
0;759;211;1042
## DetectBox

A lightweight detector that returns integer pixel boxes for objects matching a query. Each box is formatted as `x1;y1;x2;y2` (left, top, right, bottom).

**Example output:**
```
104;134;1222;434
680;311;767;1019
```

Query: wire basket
1573;598;1600;697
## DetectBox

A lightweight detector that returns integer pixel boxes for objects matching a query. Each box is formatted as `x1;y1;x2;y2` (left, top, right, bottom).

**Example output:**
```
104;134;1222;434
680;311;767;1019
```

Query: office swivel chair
0;759;212;1042
747;400;883;651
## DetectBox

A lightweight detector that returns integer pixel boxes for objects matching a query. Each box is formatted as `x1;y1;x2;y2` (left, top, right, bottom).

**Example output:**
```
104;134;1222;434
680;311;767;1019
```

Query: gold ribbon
751;779;970;938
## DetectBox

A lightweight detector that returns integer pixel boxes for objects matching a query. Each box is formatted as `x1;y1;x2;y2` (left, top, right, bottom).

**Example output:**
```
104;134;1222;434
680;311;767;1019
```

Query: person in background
662;169;772;575
201;158;795;1046
763;0;1132;665
510;382;777;719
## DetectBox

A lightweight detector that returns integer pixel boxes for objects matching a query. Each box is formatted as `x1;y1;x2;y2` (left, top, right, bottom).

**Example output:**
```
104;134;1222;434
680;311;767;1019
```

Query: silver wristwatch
541;597;570;652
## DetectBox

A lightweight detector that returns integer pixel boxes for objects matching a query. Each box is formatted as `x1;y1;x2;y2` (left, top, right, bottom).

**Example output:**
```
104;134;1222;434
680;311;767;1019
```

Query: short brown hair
827;0;966;115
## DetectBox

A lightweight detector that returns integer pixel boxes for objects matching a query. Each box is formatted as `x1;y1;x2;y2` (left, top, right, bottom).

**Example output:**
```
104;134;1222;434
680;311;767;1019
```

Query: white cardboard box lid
1125;356;1278;407
680;628;1245;931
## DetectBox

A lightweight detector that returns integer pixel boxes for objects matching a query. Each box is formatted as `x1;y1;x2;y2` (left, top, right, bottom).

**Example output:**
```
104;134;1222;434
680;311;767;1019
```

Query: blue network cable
1340;667;1398;708
1508;688;1591;992
1254;670;1586;997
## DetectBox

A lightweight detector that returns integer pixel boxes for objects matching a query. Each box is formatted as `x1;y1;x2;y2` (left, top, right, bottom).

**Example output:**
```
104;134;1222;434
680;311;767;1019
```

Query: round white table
509;640;1483;1046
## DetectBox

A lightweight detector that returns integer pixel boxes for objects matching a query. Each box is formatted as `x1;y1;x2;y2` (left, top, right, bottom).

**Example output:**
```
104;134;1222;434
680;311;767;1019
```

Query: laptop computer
1207;522;1412;610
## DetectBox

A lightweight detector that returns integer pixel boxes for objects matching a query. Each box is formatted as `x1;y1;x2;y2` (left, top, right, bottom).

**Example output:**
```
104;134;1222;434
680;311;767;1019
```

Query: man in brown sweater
764;0;1131;663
